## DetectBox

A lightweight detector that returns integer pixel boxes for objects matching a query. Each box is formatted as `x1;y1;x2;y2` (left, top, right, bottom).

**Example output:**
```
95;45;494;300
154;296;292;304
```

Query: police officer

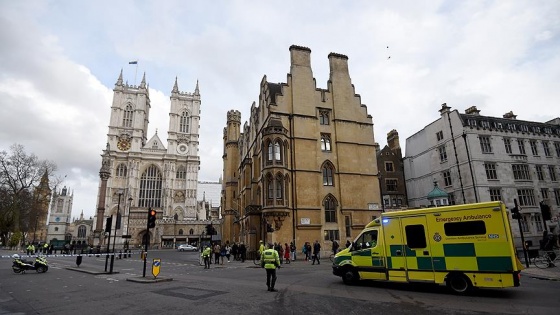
261;243;280;292
202;245;212;269
258;240;265;259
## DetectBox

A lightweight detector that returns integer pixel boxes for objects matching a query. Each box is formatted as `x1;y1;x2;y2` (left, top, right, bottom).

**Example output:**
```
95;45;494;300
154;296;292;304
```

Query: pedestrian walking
290;242;296;261
283;243;290;263
306;242;312;261
239;242;247;262
213;243;221;264
332;240;339;255
312;240;321;265
260;243;280;292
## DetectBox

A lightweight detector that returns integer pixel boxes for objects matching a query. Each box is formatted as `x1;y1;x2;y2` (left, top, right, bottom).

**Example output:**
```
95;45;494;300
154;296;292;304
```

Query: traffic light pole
513;199;530;268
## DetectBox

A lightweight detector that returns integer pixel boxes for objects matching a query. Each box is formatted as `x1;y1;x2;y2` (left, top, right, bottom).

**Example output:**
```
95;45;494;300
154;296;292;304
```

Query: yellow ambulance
332;201;522;293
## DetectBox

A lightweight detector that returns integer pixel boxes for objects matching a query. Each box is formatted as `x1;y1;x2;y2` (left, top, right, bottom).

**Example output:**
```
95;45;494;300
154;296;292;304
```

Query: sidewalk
520;264;560;281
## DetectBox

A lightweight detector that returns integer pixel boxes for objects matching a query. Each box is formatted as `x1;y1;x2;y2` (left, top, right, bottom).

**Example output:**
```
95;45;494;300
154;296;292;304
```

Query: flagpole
134;61;138;86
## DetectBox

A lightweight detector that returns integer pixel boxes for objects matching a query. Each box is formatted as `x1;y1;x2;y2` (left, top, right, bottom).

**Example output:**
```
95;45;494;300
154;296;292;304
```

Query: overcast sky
1;0;558;219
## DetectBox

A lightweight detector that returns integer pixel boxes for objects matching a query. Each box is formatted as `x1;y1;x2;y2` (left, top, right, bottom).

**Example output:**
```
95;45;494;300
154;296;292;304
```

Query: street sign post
152;258;161;278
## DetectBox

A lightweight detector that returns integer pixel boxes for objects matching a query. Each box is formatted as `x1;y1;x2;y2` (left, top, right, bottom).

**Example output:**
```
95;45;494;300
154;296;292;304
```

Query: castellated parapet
227;110;241;123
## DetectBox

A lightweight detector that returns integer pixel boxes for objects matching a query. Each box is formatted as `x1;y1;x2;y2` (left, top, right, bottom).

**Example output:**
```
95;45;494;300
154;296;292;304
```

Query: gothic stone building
221;45;382;254
94;72;210;248
376;130;408;211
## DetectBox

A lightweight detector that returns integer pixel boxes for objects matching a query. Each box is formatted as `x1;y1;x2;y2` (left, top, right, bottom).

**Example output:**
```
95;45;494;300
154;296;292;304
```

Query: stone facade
221;45;381;255
94;72;207;249
46;186;73;243
403;104;560;248
376;130;408;211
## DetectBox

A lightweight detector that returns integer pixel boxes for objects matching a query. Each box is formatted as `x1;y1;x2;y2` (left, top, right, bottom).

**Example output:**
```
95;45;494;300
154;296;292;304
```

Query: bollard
76;255;82;267
128;250;131;258
118;250;122;259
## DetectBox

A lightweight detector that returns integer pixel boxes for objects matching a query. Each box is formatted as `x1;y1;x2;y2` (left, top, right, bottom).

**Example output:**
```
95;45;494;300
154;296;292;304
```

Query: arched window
123;104;134;127
65;233;72;242
274;141;281;161
178;229;184;235
324;195;337;223
78;225;87;238
267;174;274;199
189;229;194;235
267;141;273;161
275;174;283;199
179;111;190;133
322;162;335;186
176;165;186;179
139;165;162;208
116;164;127;177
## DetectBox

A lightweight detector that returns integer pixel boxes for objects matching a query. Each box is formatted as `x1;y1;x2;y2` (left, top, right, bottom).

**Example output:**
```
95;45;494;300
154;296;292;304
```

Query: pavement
520;264;560;281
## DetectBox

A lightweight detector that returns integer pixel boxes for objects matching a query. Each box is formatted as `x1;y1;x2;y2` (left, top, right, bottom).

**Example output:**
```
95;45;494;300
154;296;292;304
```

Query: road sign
152;258;161;278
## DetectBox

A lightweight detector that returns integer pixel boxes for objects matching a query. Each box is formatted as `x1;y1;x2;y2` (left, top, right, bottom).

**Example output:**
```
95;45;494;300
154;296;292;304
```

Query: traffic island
65;267;120;275
126;276;173;283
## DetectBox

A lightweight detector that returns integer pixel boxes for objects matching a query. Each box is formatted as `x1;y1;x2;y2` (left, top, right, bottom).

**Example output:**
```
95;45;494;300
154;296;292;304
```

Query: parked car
177;244;197;252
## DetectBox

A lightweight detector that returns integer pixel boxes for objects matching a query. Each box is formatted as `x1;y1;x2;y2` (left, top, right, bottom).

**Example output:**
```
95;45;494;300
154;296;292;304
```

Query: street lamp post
33;214;39;244
173;213;178;248
125;197;133;250
109;189;124;274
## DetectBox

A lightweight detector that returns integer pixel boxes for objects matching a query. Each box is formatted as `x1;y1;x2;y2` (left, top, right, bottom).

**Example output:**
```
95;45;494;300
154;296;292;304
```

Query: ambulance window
444;221;486;236
354;230;378;250
405;225;427;249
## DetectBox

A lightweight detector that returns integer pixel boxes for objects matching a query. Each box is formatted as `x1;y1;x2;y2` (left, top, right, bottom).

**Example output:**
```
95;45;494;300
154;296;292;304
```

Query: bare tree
0;144;57;245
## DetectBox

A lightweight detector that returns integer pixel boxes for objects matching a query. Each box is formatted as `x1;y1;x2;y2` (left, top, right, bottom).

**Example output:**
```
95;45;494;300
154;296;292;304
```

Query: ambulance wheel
446;273;471;294
342;268;358;285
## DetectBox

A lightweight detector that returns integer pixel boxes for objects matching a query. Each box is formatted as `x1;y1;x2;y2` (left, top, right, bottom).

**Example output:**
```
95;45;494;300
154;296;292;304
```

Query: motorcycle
12;254;49;274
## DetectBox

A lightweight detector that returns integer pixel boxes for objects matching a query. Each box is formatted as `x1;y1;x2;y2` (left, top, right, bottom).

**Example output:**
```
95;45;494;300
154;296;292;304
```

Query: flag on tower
129;60;138;64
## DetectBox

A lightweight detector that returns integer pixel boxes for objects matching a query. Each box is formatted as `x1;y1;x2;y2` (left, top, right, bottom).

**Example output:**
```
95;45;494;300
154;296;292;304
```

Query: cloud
1;0;559;219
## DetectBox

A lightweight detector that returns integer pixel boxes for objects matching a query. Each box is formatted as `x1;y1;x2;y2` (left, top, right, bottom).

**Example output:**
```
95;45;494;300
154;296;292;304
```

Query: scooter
12;254;49;274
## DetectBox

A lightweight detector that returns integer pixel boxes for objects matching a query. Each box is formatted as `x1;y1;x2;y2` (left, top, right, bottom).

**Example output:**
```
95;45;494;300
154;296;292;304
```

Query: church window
267;174;274;199
267;141;273;162
189;229;194;235
324;195;337;223
139;165;162;208
319;111;330;125
322;162;334;186
178;229;184;235
116;164;127;177
176;166;186;179
123;104;134;127
54;227;59;232
180;111;190;133
56;199;63;213
78;225;87;238
275;174;283;199
321;134;331;152
274;141;281;162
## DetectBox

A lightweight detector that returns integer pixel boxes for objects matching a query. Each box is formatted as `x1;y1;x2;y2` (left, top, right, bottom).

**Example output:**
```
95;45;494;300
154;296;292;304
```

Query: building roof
427;182;448;199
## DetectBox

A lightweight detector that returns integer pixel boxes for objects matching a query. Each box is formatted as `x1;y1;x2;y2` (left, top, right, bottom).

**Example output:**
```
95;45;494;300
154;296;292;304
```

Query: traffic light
105;217;113;233
511;206;521;220
266;223;274;233
147;208;157;229
540;201;551;221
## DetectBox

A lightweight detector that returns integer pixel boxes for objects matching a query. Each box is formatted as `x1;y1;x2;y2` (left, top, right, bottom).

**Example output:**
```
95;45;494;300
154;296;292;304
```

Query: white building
46;186;73;244
94;71;203;248
403;104;560;248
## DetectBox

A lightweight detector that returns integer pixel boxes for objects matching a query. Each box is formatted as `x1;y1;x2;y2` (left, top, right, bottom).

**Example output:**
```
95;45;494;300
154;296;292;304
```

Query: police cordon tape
1;252;142;259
